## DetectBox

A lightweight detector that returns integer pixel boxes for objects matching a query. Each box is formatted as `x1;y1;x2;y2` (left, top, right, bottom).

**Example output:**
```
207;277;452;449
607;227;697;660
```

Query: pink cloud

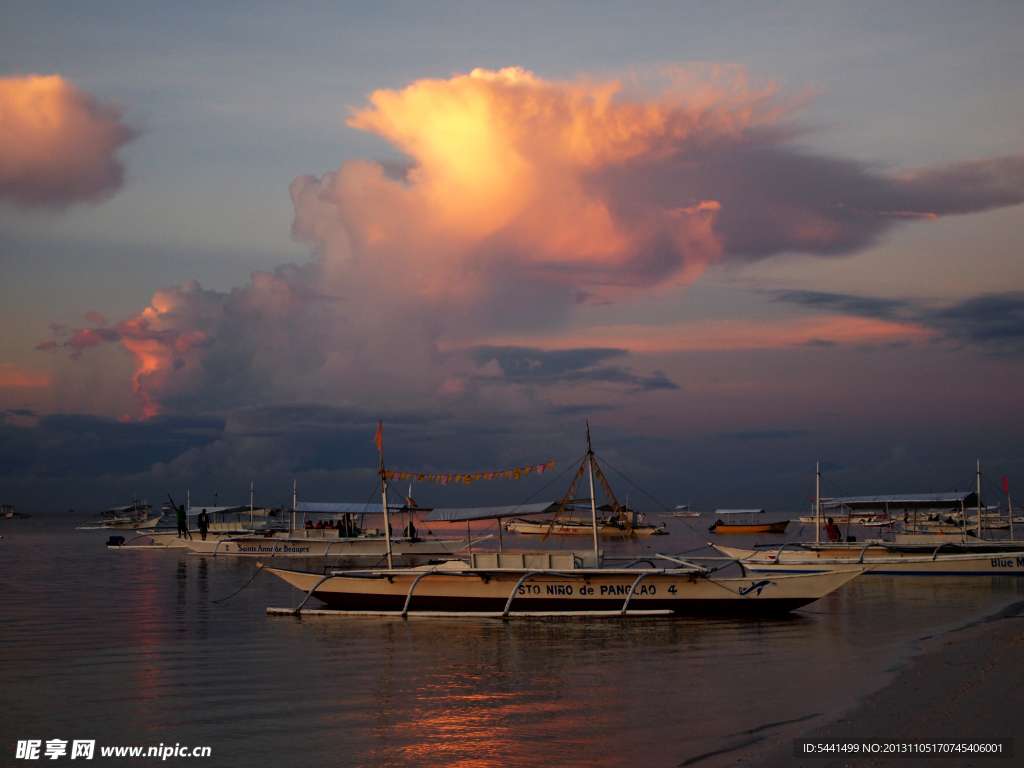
45;67;1024;418
0;74;139;208
0;363;53;388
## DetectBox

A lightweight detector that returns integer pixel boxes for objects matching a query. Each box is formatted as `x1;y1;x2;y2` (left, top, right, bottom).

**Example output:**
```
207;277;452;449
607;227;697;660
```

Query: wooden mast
377;420;393;568
587;421;599;559
815;463;820;543
977;460;983;540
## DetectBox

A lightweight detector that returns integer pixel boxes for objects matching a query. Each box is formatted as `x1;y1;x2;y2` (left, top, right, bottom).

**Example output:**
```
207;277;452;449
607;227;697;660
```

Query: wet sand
731;599;1024;767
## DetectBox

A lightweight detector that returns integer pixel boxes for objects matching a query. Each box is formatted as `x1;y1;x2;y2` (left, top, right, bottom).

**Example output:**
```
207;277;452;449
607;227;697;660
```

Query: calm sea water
3;511;1023;767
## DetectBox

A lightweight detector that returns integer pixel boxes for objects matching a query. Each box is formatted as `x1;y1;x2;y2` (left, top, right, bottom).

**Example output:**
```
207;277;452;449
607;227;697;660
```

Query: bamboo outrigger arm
620;571;657;614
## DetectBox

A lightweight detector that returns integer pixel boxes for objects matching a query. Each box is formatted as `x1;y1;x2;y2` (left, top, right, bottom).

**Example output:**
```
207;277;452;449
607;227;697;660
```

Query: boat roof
714;509;765;515
294;501;419;514
185;505;250;515
104;503;149;513
422;502;560;523
824;492;977;509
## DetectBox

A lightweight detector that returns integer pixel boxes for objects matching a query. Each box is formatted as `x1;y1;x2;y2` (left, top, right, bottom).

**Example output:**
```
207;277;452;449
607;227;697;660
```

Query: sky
1;1;1023;512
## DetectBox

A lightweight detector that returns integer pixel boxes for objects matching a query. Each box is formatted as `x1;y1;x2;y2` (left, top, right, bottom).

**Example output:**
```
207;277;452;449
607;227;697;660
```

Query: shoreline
728;597;1024;767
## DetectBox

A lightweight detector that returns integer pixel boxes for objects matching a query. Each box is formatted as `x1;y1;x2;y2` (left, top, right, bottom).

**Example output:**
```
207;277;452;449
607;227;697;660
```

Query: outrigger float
265;423;865;619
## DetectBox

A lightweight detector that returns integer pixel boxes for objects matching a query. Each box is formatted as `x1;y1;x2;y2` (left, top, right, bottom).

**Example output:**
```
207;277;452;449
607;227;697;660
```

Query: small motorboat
709;510;790;534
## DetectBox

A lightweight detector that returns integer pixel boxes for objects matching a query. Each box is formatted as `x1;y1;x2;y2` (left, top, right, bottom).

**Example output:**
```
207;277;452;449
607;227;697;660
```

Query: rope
212;564;265;603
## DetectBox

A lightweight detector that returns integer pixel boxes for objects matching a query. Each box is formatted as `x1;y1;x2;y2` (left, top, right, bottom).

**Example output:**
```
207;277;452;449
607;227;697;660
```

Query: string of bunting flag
383;461;556;485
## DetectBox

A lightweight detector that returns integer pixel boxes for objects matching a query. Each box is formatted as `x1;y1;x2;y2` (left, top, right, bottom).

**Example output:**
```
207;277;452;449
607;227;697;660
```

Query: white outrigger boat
714;544;1024;576
721;463;1024;575
265;424;865;618
505;512;668;536
141;495;485;565
79;499;162;530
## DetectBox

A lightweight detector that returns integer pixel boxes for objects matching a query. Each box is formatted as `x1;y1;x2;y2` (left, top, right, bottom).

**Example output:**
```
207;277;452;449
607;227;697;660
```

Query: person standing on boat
197;508;210;541
168;494;192;540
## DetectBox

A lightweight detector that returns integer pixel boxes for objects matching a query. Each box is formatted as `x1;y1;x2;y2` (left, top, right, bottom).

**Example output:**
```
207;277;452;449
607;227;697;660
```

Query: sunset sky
2;1;1022;511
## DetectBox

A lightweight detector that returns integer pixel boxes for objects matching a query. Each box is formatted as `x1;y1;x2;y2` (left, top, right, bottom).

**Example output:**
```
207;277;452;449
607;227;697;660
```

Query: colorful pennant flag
383;460;555;483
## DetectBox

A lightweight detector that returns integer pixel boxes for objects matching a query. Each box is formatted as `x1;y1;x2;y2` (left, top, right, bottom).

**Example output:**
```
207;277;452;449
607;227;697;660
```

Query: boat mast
977;460;983;539
815;463;820;543
377;420;393;569
1009;481;1015;542
587;421;599;560
250;480;253;526
292;480;297;533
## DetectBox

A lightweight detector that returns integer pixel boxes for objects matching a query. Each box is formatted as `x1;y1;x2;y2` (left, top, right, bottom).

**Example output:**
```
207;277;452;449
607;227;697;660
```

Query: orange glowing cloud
292;66;795;309
59;283;212;417
0;363;53;388
0;74;138;208
47;68;1024;418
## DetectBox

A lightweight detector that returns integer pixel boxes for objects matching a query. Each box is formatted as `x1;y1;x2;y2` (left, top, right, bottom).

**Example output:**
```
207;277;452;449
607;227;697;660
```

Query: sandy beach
726;598;1024;767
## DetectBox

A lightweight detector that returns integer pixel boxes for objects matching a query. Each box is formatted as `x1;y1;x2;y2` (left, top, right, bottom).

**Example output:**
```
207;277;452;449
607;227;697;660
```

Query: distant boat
77;498;162;530
709;510;789;534
0;504;13;519
673;505;699;518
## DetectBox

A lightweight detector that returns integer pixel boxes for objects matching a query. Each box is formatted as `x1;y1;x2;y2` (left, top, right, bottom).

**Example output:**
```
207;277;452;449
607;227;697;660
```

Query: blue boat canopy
824;491;977;510
422;502;560;523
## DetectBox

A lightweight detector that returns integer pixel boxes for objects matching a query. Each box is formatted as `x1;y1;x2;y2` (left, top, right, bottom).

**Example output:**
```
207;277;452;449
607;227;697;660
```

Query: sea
3;511;1023;767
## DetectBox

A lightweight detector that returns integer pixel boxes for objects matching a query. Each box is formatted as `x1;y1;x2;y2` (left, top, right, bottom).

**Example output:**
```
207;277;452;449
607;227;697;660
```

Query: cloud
718;429;819;442
601;149;1024;261
774;290;1024;354
45;67;1024;417
0;74;139;208
467;345;679;391
0;363;53;388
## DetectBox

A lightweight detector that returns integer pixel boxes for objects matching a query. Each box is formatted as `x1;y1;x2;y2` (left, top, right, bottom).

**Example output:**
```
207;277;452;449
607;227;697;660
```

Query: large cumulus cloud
46;66;1024;417
0;74;138;208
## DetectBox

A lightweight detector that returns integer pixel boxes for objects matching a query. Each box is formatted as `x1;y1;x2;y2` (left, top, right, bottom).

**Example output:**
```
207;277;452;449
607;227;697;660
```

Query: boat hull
177;535;476;562
712;522;789;534
265;565;862;616
715;545;1024;576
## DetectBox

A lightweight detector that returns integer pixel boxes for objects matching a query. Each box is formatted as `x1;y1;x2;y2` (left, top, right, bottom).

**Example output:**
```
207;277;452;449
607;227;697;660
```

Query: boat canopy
104;503;146;514
422;501;560;523
294;501;417;514
824;492;977;510
185;505;250;516
715;509;765;515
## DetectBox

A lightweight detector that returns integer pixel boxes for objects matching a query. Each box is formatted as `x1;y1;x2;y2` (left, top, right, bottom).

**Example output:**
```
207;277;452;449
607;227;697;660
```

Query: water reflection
2;513;1023;768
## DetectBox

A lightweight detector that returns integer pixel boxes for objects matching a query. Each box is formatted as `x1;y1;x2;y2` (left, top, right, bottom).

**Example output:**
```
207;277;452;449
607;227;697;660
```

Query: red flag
1004;476;1010;495
374;420;382;454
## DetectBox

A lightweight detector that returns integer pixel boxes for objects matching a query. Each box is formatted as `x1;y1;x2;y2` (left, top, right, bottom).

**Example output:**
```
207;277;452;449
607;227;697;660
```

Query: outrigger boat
714;544;1024;576
265;423;865;618
720;462;1024;574
802;462;1020;552
78;499;162;530
150;494;484;565
505;506;668;536
708;510;789;534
